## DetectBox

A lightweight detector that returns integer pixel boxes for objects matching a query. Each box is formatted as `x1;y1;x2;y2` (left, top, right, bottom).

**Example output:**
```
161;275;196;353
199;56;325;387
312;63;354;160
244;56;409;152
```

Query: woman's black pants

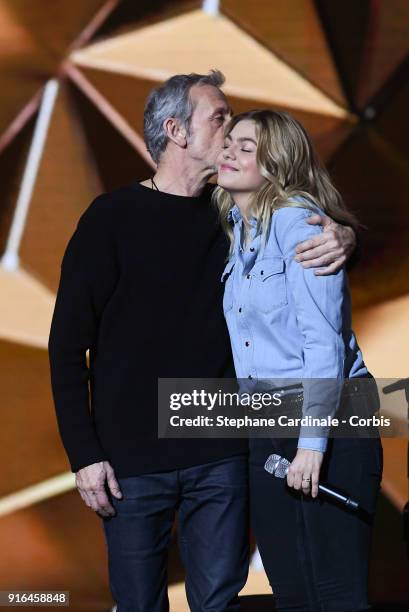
249;435;383;611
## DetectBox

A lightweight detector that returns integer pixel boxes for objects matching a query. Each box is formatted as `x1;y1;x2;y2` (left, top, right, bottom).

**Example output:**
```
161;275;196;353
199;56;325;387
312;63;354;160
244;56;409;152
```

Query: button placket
237;305;255;383
232;225;257;382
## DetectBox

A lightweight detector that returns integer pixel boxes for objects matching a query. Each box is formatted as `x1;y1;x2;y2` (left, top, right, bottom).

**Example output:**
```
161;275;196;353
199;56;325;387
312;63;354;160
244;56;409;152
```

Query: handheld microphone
264;453;359;511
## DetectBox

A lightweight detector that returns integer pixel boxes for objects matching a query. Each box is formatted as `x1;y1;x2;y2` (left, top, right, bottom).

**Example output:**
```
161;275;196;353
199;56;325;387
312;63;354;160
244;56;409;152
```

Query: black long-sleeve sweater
47;181;248;475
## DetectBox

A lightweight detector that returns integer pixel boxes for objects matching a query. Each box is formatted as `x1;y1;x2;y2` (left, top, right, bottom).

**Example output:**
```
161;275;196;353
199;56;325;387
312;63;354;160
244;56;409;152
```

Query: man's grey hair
143;69;226;163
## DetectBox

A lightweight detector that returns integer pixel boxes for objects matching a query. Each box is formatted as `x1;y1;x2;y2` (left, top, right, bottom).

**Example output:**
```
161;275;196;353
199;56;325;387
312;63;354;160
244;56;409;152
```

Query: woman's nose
223;146;235;159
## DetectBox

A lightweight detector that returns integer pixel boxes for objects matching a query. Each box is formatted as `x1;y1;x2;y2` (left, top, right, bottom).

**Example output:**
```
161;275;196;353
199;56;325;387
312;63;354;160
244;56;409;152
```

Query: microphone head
275;457;290;478
264;454;290;478
264;453;281;474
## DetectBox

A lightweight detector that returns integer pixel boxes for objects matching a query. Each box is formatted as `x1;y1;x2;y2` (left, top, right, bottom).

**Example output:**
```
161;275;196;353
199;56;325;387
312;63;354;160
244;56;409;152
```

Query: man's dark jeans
102;455;249;611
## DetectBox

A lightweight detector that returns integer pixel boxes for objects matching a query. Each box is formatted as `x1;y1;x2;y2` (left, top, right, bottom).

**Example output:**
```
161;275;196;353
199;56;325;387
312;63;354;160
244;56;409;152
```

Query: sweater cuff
69;452;108;474
63;434;108;473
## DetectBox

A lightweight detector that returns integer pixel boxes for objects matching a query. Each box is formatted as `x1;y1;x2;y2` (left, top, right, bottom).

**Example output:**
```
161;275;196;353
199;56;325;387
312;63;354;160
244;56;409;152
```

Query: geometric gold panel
19;83;102;293
0;339;67;498
228;93;354;162
0;267;54;348
72;9;350;118
221;0;346;106
0;0;108;138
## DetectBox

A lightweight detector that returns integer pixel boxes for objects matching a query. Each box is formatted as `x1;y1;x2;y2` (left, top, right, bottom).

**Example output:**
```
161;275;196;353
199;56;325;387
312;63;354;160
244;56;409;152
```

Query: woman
213;109;383;611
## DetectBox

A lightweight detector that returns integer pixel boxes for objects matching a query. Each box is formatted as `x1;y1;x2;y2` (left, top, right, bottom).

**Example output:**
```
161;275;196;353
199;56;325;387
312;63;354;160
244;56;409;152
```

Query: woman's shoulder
270;198;325;254
272;196;324;226
275;196;323;216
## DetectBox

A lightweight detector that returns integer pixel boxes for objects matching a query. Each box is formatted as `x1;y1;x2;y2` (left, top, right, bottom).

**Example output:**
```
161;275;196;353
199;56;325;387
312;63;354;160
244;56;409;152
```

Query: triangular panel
0;339;67;497
19;82;102;293
92;0;199;42
79;66;161;140
70;79;153;193
4;0;108;57
72;10;348;118
0;113;36;253
0;268;54;348
221;0;346;106
228;94;354;162
329;126;409;308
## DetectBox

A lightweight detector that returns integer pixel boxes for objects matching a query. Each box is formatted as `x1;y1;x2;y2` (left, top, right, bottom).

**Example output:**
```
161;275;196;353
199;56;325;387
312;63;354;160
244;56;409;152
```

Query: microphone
383;378;409;397
264;454;359;510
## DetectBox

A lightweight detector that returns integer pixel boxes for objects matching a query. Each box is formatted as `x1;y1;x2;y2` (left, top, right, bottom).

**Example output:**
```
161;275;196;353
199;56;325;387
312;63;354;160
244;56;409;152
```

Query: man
48;70;356;611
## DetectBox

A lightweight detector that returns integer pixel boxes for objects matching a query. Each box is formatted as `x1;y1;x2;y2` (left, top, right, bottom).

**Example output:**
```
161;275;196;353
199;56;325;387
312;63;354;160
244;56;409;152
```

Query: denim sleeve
297;436;327;453
274;208;345;453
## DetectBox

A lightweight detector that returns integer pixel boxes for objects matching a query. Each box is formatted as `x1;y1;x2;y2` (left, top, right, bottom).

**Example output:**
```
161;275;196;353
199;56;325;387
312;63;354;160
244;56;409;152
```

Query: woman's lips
220;164;238;172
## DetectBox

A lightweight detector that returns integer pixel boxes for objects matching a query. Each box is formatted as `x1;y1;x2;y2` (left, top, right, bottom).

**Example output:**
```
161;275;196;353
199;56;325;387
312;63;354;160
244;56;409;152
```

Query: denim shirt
221;199;368;453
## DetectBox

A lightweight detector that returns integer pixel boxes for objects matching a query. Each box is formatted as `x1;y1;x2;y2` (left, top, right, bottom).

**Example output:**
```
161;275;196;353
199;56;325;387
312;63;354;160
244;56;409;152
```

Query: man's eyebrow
210;106;230;117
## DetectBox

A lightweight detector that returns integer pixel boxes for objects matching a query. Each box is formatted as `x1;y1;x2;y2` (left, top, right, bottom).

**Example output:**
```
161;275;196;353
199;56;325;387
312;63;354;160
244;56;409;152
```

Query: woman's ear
162;117;187;148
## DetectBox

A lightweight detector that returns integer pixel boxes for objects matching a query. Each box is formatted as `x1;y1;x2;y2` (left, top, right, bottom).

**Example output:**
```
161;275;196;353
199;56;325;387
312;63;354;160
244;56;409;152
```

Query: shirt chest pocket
221;260;235;313
250;257;288;314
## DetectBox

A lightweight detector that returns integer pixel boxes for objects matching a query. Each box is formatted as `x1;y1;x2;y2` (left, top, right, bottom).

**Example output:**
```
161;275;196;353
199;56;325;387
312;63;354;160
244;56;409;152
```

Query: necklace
151;177;159;191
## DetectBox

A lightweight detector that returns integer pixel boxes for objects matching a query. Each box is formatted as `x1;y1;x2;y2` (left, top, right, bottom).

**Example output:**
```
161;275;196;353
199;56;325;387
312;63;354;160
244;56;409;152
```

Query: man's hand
75;460;122;517
286;448;324;498
294;214;356;275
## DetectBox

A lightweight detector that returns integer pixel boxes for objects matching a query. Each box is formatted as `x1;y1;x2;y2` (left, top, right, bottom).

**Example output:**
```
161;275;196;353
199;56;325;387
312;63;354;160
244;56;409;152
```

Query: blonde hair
212;109;360;256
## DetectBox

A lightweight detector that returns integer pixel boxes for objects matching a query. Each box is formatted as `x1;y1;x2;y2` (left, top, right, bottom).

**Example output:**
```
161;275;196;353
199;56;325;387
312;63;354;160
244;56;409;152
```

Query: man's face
185;84;231;172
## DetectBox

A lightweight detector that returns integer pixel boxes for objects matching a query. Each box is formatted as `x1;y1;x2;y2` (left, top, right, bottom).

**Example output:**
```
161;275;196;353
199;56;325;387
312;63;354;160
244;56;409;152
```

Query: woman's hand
286;448;324;498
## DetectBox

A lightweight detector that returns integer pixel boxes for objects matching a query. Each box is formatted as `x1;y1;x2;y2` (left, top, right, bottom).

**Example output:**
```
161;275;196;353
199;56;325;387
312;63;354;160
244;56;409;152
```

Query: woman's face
216;119;264;194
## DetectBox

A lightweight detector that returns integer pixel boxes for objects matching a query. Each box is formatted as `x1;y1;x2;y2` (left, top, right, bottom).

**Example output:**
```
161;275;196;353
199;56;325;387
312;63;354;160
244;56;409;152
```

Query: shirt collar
228;204;257;227
227;204;241;224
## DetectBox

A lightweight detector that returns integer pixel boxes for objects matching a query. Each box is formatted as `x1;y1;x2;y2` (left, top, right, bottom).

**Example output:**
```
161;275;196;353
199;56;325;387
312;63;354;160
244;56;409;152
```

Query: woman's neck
232;192;253;230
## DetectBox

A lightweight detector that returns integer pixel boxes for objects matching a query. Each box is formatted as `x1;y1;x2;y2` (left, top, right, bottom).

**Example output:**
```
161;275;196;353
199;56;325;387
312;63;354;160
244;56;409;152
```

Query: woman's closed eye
222;144;253;152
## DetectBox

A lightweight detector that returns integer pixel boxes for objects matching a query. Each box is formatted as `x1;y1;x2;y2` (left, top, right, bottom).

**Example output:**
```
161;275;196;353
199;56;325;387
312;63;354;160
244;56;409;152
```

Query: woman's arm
274;207;346;453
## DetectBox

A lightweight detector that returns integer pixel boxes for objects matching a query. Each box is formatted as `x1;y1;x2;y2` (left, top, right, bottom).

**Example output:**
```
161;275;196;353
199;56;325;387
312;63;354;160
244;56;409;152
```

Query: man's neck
148;156;214;197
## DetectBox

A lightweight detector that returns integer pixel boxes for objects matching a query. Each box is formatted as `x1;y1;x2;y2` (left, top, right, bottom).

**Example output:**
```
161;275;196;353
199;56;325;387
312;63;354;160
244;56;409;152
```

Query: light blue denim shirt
221;198;368;453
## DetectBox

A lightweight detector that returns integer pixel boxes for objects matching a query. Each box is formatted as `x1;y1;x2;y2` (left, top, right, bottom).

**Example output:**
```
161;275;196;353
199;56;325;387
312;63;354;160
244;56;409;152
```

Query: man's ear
162;117;187;148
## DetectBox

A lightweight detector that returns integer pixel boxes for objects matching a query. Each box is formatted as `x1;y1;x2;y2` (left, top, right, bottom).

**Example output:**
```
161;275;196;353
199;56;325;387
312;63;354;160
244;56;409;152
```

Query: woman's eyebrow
237;137;257;145
223;135;256;145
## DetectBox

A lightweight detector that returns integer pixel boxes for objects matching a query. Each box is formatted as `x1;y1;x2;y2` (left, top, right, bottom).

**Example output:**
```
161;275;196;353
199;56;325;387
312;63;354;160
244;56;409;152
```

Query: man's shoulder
95;182;140;209
79;182;139;223
83;181;217;223
202;182;217;199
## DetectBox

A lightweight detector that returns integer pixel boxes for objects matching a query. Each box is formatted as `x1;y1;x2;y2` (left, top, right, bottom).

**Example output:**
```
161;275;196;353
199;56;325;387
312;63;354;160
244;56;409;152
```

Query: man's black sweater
48;181;248;476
